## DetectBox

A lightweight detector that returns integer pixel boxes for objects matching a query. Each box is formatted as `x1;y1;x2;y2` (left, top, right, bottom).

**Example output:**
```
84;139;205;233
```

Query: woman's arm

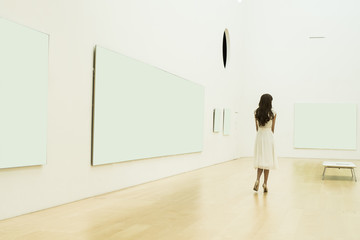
271;114;277;133
255;116;258;132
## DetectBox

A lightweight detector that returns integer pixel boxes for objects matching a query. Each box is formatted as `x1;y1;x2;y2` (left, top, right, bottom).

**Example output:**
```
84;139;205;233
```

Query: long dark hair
255;94;274;126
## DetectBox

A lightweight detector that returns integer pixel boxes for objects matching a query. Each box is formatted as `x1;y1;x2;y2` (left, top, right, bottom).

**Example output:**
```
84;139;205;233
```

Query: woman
253;94;278;192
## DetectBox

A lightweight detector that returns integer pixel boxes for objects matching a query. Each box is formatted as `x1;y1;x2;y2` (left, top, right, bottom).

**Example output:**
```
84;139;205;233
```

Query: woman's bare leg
257;168;263;181
253;168;263;191
264;170;269;184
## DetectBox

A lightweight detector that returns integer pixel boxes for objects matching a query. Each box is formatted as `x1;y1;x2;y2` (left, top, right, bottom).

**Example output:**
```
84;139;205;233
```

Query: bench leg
322;167;327;180
352;169;357;182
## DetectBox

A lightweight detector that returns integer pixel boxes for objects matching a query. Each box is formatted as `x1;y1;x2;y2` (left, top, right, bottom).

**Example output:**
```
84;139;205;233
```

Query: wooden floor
1;157;359;240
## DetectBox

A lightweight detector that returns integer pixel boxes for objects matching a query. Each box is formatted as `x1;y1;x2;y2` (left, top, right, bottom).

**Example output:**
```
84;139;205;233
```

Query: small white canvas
213;109;221;133
223;108;231;136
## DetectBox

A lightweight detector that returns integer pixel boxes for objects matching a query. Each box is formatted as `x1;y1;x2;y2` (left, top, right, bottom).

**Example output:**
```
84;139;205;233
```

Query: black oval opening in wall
223;29;229;68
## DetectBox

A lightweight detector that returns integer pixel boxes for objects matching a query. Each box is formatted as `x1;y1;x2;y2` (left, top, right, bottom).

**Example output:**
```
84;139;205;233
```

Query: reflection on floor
0;157;359;240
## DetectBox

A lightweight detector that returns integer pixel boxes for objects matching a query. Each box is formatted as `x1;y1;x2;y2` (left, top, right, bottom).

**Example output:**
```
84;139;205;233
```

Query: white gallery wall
237;0;360;160
0;0;244;220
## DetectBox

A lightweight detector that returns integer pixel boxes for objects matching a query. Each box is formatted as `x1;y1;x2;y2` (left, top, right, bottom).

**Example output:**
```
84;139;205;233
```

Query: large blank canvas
294;103;357;150
0;18;48;169
92;46;204;165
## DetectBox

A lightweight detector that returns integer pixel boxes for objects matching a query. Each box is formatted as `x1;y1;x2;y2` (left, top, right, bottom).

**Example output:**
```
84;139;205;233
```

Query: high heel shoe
253;180;259;191
263;183;268;193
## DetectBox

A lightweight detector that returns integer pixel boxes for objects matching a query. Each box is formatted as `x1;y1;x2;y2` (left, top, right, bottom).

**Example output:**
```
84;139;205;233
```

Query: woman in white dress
253;94;278;192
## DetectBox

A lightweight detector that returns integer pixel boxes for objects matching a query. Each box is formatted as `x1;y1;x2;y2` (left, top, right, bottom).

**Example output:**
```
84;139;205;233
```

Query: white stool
322;162;357;182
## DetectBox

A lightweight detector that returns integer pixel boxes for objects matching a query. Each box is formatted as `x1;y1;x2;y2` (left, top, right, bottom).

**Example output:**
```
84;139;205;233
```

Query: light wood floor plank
0;158;359;240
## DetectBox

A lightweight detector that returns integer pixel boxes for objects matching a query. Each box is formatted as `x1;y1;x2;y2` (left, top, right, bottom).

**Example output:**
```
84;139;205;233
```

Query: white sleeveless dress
254;110;278;170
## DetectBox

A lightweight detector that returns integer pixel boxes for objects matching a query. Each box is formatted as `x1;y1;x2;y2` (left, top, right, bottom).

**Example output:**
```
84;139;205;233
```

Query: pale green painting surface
294;103;357;150
0;18;48;168
92;46;204;165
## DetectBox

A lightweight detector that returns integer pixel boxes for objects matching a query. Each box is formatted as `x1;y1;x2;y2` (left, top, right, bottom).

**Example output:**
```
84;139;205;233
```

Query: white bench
322;161;357;182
